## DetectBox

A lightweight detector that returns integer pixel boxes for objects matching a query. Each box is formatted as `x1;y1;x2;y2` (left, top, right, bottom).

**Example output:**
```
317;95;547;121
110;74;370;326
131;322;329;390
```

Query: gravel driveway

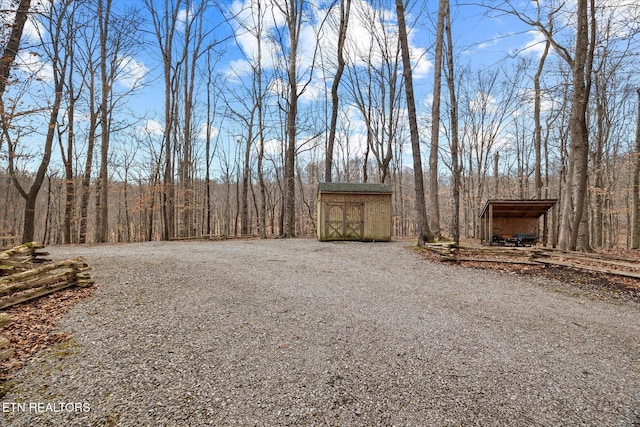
2;239;639;426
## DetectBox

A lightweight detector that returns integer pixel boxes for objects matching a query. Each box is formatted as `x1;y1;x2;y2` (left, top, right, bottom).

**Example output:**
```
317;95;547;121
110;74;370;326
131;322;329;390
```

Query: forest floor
0;239;639;426
419;241;640;306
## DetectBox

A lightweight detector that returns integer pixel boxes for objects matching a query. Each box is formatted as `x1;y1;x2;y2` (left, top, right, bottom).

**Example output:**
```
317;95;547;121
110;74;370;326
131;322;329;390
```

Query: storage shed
480;199;558;246
317;182;392;241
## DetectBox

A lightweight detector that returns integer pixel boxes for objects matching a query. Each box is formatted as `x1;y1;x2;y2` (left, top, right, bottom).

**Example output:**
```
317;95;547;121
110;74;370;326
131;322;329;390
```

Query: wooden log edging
422;243;640;281
0;313;11;361
0;244;94;361
0;244;94;310
0;242;51;275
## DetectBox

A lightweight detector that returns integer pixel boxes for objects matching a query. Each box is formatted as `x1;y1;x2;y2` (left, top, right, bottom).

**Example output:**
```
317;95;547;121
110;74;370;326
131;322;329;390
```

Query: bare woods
1;1;640;250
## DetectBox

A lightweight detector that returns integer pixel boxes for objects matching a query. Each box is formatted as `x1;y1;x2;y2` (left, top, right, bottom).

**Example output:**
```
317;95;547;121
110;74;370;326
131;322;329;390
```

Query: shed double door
324;202;364;240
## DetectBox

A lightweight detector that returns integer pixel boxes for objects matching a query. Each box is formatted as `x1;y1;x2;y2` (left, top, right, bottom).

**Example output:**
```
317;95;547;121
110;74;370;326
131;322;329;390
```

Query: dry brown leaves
0;286;95;383
420;245;640;305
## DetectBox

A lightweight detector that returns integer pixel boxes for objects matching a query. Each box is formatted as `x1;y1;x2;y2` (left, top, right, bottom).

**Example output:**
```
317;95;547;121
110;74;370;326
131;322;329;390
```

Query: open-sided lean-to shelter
479;199;558;246
317;182;392;241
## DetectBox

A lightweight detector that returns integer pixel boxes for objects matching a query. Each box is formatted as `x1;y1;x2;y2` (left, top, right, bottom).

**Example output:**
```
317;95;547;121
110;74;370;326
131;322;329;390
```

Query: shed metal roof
318;182;392;194
480;199;558;219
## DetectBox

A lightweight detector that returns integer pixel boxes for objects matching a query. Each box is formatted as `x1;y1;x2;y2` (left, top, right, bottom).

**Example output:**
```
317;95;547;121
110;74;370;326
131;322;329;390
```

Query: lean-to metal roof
480;199;558;219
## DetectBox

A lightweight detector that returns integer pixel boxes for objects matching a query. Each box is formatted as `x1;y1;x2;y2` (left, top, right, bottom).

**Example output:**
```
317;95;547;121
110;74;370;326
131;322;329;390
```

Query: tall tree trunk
281;0;304;238
7;1;68;243
97;0;112;243
60;25;78;245
241;131;253;236
325;0;351;183
145;0;180;241
255;6;267;238
179;1;206;238
558;0;592;251
632;88;640;249
205;51;215;237
430;0;447;239
395;0;432;245
534;37;551;200
592;71;606;248
444;1;460;245
78;77;98;244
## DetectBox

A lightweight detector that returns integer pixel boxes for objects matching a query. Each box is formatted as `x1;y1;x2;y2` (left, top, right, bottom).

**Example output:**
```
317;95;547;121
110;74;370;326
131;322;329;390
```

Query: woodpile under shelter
317;182;392;242
480;199;558;247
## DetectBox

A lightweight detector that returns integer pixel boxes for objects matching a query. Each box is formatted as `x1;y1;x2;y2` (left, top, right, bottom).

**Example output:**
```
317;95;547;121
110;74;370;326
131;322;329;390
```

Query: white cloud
225;58;254;79
22;15;44;42
299;81;323;103
226;0;287;75
411;46;432;79
116;56;147;90
226;0;432;84
338;0;431;79
16;51;54;82
197;123;219;140
177;7;192;32
263;137;283;158
519;29;550;58
267;77;287;98
138;119;164;137
469;92;498;114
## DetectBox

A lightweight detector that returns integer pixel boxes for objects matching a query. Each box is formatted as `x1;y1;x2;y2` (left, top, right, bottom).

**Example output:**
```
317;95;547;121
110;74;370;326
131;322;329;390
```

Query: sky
4;0;639;175
127;0;545;146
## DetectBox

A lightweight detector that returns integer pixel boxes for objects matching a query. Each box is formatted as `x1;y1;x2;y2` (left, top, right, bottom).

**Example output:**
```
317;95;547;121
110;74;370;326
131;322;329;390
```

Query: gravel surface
1;238;639;426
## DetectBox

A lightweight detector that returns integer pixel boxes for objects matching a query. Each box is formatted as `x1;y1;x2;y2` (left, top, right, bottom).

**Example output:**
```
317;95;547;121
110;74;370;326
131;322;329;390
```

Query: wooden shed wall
317;192;392;241
491;217;538;238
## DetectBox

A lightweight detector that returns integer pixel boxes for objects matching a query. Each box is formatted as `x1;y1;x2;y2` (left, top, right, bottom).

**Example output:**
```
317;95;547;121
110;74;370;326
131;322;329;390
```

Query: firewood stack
0;242;50;275
0;243;94;310
0;243;93;361
0;312;10;361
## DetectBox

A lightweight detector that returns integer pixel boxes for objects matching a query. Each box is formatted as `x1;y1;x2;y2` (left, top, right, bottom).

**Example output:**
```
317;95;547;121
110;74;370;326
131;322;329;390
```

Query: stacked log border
0;313;11;361
423;243;640;280
0;243;94;310
0;243;94;361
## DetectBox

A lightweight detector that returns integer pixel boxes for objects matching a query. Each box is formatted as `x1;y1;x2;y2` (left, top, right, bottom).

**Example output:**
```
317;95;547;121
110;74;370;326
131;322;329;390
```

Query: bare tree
95;0;112;243
271;0;324;237
443;0;460;245
57;15;83;244
77;18;100;244
344;0;402;184
177;0;211;238
0;0;32;154
203;48;221;237
395;0;432;245
458;65;521;237
145;0;183;241
325;0;351;183
533;33;551;200
278;0;303;237
429;0;447;239
6;0;73;243
633;88;640;249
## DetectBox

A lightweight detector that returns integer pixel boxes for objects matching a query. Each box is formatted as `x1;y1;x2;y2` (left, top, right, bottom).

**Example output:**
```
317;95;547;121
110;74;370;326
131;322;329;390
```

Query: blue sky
6;0;638;176
127;0;543;146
